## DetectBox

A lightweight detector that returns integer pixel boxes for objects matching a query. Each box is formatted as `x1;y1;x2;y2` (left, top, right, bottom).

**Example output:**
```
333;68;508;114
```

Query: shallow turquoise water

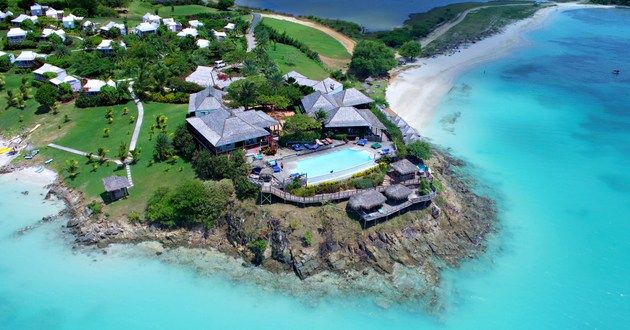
1;8;629;329
293;148;374;180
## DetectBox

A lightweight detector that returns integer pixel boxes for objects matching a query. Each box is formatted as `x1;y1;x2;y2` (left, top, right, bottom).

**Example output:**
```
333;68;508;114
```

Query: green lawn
268;43;329;80
54;102;137;156
127;0;217;19
0;74;41;137
262;17;351;60
35;102;196;219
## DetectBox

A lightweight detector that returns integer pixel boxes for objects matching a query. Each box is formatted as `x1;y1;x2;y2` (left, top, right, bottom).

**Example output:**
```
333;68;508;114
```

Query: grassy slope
267;43;329;80
262;17;351;60
0;74;41;137
127;0;217;20
424;4;539;55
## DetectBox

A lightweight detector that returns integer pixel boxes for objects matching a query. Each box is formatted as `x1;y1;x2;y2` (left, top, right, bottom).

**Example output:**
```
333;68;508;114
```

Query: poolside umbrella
260;167;273;182
384;184;412;202
348;190;387;211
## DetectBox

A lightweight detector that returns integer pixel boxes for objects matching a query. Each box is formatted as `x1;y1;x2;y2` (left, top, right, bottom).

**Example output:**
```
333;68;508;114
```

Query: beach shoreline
386;2;614;130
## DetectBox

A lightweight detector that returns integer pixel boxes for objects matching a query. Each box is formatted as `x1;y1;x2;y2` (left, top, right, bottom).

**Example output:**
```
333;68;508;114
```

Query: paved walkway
48;143;88;157
246;13;261;52
128;82;144;152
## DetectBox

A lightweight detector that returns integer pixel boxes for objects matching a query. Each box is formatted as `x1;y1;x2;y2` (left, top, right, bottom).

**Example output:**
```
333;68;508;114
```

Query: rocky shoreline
22;148;495;307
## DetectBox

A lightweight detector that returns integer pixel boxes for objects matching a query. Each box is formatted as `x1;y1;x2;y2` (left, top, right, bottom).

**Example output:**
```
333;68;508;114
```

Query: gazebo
102;175;131;201
389;159;418;183
384;184;413;204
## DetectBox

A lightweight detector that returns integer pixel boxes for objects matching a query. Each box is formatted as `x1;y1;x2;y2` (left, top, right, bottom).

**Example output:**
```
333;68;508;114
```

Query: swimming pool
292;148;376;184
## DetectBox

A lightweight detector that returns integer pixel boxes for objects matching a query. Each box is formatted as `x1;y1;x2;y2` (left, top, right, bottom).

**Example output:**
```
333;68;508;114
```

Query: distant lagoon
236;0;488;30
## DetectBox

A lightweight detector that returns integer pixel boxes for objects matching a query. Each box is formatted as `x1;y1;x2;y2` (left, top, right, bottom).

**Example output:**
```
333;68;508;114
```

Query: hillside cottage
41;28;66;41
212;30;227;41
14;51;45;68
62;14;84;29
142;13;161;25
102;176;131;201
45;8;63;20
189;20;203;28
177;27;198;38
134;22;158;36
30;3;47;16
11;14;37;27
7;28;28;44
0;10;13;21
163;18;182;32
83;79;116;95
100;21;126;36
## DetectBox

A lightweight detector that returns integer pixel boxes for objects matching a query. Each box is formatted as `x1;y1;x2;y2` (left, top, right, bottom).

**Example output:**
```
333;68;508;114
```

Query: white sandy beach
1;167;58;188
386;2;612;130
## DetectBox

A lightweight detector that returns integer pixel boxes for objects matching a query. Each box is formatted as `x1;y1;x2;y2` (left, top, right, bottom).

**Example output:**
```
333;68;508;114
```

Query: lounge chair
305;143;319;150
325;138;333;145
357;138;368;146
272;163;281;173
316;139;324;146
291;144;305;152
379;148;390;155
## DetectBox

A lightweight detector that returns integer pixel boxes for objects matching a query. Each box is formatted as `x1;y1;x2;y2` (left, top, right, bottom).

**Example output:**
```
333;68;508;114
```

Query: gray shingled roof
102;176;131;192
312;77;342;94
187;108;278;148
301;91;338;114
188;87;225;114
333;88;374;107
348;190;387;210
325;106;372;128
390;159;417;176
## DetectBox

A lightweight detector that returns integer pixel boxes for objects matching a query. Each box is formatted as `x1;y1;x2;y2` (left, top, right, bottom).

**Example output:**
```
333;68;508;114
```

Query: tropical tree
154;133;172;162
399;41;421;59
97;147;108;162
349;40;397;78
118;142;128;162
407;140;432;161
103;128;110;137
314;109;328;124
217;0;235;10
226;78;259;109
65;159;79;179
35;84;58;111
130;148;141;164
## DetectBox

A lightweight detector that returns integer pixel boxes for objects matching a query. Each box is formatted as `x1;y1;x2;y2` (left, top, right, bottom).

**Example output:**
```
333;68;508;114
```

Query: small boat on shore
44;159;53;164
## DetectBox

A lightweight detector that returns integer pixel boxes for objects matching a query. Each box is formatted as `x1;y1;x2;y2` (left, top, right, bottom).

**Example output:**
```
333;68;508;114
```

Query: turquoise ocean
1;8;629;329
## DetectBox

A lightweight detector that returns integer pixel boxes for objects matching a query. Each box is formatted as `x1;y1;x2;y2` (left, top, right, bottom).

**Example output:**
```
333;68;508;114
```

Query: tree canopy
349;40;397;79
399;41;421;59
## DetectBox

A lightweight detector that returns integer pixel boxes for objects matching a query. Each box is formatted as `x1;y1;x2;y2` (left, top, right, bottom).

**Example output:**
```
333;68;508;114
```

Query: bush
248;238;267;265
0;55;12;72
87;201;103;214
349;40;397;79
407;140;432;162
303;230;313;246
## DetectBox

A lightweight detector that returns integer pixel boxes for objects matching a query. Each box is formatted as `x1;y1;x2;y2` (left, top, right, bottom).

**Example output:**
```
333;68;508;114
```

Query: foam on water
1;8;629;329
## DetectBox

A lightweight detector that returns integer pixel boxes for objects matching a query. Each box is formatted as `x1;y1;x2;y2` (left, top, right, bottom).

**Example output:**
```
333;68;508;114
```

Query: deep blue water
236;0;486;30
1;7;629;330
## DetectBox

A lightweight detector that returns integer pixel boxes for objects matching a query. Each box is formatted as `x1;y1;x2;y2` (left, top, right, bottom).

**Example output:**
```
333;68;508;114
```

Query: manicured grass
262;17;351;60
54;102;137;156
268;43;329;80
127;0;217;20
35;102;196;219
0;74;41;137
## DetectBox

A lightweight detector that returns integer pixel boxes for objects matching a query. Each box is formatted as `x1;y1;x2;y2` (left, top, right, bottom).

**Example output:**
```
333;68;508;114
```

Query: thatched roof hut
259;167;273;182
390;159;417;176
384;184;412;202
348;190;386;211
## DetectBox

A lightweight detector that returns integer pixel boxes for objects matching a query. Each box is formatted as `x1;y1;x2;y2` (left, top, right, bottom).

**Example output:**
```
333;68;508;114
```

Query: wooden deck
257;178;422;205
357;191;437;224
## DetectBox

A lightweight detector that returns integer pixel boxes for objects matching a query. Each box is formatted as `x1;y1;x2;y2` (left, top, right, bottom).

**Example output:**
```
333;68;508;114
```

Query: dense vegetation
349;40;396;78
589;0;630;4
305;16;363;39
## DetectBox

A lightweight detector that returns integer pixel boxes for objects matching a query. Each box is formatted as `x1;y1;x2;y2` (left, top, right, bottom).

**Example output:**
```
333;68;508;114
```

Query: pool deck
261;140;393;185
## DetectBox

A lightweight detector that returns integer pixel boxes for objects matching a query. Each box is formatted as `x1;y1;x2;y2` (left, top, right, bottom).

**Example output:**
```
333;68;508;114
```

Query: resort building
187;87;227;117
389;159;418;183
100;21;126;36
14;51;44;68
11;14;37;27
0;10;13;21
82;20;96;33
177;27;198;38
300;88;382;137
163;18;182;32
41;28;66;41
33;64;81;92
62;14;84;29
102;176;131;201
134;22;158;36
189;20;203;28
7;28;28;44
185;66;243;90
82;79;116;95
284;71;343;94
142;13;161;25
224;23;235;31
187;107;279;154
45;8;64;20
30;3;47;16
212;30;227;41
96;40;126;54
196;39;210;48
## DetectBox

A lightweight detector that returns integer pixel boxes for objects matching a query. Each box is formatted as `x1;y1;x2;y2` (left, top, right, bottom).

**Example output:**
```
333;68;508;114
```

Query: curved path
419;3;533;47
259;13;356;54
128;82;144;152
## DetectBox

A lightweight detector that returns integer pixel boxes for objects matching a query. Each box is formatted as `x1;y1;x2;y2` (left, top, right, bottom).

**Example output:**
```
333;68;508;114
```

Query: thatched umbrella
390;159;417;176
384;184;412;202
259;167;273;182
348;190;386;211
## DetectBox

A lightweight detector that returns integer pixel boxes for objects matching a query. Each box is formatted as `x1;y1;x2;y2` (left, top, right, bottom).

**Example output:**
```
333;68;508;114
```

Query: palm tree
118;142;128;162
315;109;328;124
103;128;110;137
96;147;108;163
65;160;79;179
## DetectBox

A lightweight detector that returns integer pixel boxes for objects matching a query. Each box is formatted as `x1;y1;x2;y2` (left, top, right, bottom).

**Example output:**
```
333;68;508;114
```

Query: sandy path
386;3;611;130
260;13;356;54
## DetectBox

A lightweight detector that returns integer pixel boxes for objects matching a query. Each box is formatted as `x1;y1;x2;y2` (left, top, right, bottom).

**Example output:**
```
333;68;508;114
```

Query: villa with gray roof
284;71;343;94
188;87;226;117
300;86;380;136
187;107;280;154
